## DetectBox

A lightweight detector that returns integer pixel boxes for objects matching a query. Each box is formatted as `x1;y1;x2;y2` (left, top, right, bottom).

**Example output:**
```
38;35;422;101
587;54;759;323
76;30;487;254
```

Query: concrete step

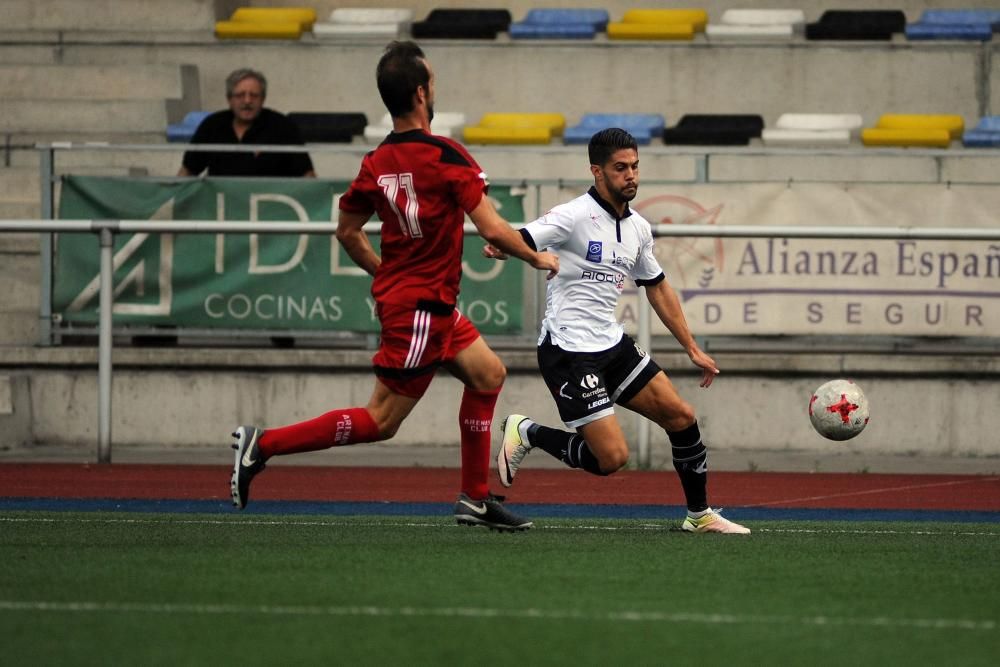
0;233;40;253
0;165;179;206
0;201;41;219
0;99;169;133
0;167;39;200
4;0;218;32
0;313;37;347
0;252;40;312
0;64;200;102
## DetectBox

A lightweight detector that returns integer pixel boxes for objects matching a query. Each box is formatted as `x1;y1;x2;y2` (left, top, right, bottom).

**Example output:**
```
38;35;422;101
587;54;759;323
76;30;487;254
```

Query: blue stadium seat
962;116;1000;147
906;9;1000;41
564;113;665;145
905;23;992;40
509;23;595;39
920;9;1000;26
166;110;211;142
521;8;609;30
509;8;608;40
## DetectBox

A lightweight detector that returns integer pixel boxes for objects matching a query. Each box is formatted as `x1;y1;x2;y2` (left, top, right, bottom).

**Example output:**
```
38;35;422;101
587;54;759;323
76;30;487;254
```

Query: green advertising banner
54;176;524;334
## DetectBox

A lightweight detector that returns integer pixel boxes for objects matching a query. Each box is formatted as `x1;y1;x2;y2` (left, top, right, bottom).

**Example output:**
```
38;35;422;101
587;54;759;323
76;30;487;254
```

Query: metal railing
5;218;1000;464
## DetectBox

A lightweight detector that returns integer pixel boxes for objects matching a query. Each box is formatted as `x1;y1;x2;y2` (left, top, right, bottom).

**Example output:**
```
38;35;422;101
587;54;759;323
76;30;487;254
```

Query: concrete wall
2;347;999;464
19;40;987;132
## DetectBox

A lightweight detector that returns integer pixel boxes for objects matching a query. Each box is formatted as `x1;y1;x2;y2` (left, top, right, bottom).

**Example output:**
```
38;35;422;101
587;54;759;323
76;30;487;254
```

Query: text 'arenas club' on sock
669;421;708;513
259;407;379;458
459;386;501;500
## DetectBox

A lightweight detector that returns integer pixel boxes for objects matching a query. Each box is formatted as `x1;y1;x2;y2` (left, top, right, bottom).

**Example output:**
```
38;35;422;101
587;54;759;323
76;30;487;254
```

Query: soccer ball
808;379;869;441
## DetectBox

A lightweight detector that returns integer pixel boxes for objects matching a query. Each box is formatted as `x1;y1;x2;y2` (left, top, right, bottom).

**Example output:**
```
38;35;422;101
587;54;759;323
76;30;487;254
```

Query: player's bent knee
598;449;629;474
664;403;697;432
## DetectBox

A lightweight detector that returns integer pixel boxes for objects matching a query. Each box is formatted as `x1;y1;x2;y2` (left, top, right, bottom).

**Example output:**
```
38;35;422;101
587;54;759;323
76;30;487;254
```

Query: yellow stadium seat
214;20;303;40
622;9;709;32
478;112;566;136
875;114;965;139
861;128;952;148
230;7;318;30
463;126;553;144
607;22;695;40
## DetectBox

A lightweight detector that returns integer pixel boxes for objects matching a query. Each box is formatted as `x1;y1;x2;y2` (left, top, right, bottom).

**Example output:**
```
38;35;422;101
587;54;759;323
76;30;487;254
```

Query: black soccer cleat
230;425;267;510
453;492;533;532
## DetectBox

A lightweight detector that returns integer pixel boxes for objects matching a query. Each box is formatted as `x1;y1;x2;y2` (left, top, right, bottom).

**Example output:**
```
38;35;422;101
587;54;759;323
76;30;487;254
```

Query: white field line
0;600;993;631
1;515;997;536
744;476;1000;508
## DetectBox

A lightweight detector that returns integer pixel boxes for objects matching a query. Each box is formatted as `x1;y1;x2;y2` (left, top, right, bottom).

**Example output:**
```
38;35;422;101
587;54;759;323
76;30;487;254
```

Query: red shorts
372;301;481;398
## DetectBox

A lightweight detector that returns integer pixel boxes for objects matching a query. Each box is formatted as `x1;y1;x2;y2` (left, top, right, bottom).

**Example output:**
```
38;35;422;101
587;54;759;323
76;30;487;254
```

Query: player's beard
428;103;434;124
609;181;638;206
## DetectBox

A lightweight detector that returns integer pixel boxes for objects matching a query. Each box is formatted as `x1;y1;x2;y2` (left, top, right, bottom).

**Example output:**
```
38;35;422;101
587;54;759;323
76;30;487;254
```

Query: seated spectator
178;68;316;177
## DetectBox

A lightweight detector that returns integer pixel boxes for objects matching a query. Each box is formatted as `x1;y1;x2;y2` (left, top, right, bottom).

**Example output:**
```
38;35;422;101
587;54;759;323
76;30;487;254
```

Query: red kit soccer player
229;41;559;530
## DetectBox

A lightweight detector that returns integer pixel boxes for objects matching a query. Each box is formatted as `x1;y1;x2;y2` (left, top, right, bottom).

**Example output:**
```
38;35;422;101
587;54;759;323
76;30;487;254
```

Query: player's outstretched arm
645;279;720;388
469;195;558;279
336;209;380;277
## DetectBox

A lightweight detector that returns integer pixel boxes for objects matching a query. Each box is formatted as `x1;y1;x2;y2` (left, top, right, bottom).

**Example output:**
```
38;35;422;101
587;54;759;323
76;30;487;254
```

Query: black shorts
536;332;662;429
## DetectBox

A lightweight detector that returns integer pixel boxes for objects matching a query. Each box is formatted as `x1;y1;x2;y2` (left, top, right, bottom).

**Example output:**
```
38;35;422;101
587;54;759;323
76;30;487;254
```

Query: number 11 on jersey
377;173;422;238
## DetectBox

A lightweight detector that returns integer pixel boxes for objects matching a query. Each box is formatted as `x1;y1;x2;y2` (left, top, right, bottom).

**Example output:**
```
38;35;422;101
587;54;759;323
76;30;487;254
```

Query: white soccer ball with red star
808;379;869;441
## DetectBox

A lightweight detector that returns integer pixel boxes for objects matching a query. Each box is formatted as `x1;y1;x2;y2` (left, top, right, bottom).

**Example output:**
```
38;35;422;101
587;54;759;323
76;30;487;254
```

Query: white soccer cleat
680;508;751;535
497;414;534;488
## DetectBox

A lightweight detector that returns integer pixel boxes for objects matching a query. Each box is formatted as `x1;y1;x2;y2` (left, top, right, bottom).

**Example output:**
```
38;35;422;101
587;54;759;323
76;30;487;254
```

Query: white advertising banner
556;183;1000;336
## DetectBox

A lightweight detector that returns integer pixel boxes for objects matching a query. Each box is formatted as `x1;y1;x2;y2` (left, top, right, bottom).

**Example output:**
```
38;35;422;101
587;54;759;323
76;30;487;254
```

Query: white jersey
522;187;665;352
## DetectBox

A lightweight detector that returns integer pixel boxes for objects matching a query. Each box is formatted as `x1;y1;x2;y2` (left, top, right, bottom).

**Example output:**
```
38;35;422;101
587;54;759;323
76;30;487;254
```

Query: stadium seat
521;8;609;30
875;114;964;139
462;126;552;144
328;7;415;24
313;8;414;40
411;9;511;39
478;112;565;135
463;112;565;144
509;23;596;39
762;129;852;146
905;23;993;41
706;8;804;40
905;9;1000;41
763;113;863;146
960;116;1000;147
363;112;466;142
230;7;317;30
607;8;706;41
774;113;864;131
962;134;1000;147
564;113;665;145
805;10;906;40
286;112;367;143
509;8;608;39
621;9;708;32
861;128;952;147
663;114;764;145
214;21;302;40
860;113;962;147
919;9;1000;26
166;110;211;143
607;23;694;40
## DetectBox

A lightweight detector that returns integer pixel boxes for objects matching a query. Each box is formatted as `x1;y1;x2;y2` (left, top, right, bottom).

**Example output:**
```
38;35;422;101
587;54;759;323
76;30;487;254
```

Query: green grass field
2;511;998;666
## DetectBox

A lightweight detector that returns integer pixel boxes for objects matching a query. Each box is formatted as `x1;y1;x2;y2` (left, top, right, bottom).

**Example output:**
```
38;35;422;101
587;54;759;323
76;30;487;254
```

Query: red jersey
338;129;488;307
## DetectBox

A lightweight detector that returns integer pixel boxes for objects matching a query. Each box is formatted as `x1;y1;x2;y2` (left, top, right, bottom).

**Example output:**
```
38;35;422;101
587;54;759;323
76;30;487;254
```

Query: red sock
459;387;500;500
259;407;380;458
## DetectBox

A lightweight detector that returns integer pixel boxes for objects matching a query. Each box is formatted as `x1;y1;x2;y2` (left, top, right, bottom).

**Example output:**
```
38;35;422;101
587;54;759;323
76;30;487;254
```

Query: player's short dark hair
376;40;430;118
588;128;638;166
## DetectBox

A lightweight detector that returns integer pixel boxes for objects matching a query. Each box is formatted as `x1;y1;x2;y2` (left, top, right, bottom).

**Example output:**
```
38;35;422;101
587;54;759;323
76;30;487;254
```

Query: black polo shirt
181;108;315;177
